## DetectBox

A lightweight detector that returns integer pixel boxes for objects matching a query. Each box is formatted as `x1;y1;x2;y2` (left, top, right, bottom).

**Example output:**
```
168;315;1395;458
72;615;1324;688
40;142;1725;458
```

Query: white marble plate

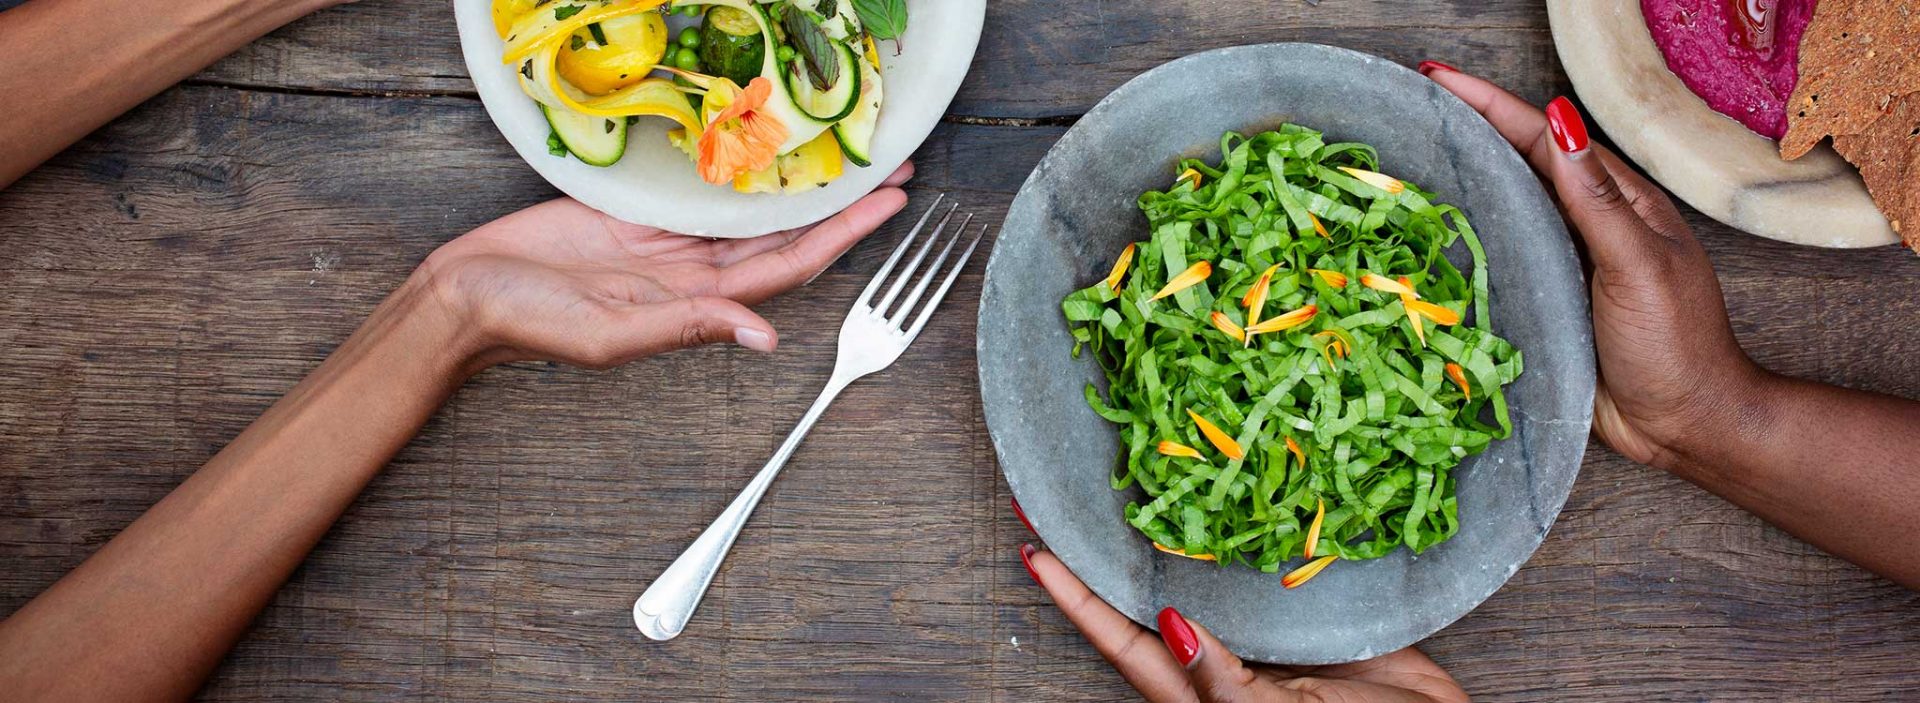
1548;0;1897;248
456;1;983;238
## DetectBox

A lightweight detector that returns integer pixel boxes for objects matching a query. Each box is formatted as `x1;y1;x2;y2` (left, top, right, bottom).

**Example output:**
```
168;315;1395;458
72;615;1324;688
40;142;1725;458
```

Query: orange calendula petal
1208;312;1246;343
1158;440;1204;459
1337;166;1406;194
1312;329;1355;356
1309;269;1349;288
1285;436;1306;470
1154;542;1217;561
1309;212;1331;239
1359;273;1416;297
1179;168;1203;189
1239;264;1279;308
1406;300;1462;326
1282;555;1338;589
1304;498;1325;559
1446;362;1472;401
1103;243;1136;292
1150;261;1212;301
1396;276;1427;347
1186;409;1245;460
1244;304;1318;335
1241;265;1277;346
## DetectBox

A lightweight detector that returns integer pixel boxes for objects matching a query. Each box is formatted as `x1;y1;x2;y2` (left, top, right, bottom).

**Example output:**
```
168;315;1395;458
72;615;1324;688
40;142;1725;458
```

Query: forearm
0;281;479;702
0;0;337;188
1662;369;1920;589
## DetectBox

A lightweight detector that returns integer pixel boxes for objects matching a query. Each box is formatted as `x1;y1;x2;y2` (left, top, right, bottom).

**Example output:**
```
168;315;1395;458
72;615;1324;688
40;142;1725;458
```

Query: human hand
1020;544;1468;703
413;163;912;371
1417;63;1764;469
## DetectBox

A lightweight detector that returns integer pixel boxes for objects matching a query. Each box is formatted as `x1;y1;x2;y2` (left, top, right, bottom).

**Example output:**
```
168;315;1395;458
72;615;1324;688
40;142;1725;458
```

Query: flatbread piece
1778;0;1920;160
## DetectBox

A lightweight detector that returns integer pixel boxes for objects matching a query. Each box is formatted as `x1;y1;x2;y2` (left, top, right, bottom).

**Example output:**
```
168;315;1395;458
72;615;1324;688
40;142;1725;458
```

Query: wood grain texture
2;0;1918;701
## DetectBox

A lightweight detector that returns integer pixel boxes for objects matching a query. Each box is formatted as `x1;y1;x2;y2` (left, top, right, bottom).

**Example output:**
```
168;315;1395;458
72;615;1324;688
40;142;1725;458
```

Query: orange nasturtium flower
1208;312;1246;343
1150;261;1212;301
1283;555;1338;589
1103;243;1136;293
1186;409;1245;460
1157;440;1204;459
1304;498;1326;559
1154;542;1217;561
1445;362;1472;401
1244;304;1317;336
697;77;788;185
1337;166;1405;194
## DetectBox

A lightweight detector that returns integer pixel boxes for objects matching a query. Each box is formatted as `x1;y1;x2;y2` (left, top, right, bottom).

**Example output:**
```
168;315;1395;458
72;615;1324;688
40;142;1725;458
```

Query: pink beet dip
1642;0;1815;139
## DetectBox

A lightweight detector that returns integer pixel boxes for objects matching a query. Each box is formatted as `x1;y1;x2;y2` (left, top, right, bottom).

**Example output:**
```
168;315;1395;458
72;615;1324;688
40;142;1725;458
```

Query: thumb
1158;608;1301;703
1541;97;1673;277
604;296;778;362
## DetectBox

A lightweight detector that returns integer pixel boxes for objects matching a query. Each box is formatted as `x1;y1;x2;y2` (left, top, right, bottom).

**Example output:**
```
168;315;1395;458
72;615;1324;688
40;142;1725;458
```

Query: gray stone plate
977;43;1595;665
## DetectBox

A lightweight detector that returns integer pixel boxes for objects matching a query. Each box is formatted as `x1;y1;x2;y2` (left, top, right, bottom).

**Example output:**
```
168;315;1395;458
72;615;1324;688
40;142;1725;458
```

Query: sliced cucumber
542;104;627;167
832;55;882;167
782;38;860;123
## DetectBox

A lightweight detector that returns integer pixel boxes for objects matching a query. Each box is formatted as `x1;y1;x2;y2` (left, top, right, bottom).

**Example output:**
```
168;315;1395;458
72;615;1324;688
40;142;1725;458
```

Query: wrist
363;276;493;384
1646;358;1780;477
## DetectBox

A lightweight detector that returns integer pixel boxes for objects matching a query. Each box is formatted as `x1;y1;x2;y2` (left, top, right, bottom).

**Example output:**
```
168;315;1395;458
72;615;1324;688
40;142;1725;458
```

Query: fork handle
632;374;853;641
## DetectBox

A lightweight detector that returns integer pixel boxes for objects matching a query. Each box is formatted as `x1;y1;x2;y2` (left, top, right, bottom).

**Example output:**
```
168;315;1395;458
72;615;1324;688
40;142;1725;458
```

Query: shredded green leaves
1062;125;1523;573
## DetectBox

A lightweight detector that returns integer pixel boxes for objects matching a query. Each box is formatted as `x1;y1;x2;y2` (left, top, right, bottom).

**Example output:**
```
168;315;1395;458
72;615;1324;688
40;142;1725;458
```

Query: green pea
678;4;703;17
775;45;796;63
674;47;701;71
676;27;701;49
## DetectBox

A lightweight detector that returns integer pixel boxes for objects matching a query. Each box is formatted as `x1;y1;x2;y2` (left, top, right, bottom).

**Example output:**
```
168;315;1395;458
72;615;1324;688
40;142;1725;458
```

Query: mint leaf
850;0;906;41
553;4;584;21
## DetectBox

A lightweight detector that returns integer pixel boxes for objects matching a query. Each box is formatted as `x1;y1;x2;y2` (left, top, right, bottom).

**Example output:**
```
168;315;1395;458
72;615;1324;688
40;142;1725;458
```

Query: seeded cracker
1778;0;1920;160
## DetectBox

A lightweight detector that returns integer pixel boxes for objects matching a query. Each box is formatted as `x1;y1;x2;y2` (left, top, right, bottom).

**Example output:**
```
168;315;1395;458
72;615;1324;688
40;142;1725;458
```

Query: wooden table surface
3;1;1918;700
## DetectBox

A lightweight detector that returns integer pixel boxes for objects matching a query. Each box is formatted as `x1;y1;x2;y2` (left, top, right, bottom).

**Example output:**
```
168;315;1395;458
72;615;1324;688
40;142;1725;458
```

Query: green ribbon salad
1061;125;1523;574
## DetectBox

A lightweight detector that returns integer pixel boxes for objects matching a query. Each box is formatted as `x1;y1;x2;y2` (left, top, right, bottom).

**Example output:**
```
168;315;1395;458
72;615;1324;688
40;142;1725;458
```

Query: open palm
416;164;912;369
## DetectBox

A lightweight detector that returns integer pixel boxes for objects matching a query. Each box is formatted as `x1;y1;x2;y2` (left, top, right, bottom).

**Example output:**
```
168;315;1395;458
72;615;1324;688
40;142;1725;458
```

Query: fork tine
872;203;958;316
887;213;973;328
856;194;946;308
904;222;988;342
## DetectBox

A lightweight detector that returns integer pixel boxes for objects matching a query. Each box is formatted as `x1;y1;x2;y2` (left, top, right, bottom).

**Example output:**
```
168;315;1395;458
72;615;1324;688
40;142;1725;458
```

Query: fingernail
1545;96;1591;156
1417;60;1459;76
1157;607;1203;669
1019;543;1042;586
1011;497;1036;535
734;327;775;353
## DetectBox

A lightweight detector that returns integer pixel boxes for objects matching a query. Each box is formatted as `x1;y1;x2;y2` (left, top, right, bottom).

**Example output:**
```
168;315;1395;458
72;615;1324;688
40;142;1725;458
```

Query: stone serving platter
978;44;1596;665
455;0;983;238
1549;0;1897;248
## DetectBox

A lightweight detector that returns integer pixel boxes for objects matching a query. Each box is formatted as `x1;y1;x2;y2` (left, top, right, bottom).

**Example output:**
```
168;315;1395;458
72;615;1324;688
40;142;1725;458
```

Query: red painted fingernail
1417;60;1459;76
1019;543;1042;586
1011;498;1036;535
1546;97;1591;155
1157;607;1202;668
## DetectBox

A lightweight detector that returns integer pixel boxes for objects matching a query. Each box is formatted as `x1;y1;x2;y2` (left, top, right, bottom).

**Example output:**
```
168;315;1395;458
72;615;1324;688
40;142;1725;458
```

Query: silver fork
633;195;987;641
